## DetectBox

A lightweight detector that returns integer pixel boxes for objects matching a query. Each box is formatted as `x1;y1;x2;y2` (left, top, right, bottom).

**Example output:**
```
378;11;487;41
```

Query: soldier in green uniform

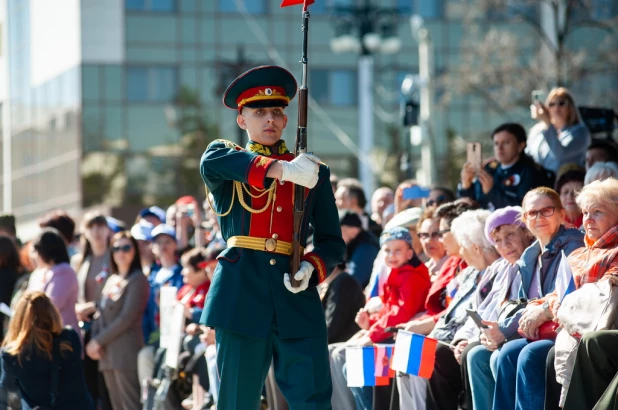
199;65;346;410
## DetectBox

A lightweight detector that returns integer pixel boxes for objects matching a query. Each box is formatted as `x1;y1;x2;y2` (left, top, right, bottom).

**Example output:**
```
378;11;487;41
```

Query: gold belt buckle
265;238;277;252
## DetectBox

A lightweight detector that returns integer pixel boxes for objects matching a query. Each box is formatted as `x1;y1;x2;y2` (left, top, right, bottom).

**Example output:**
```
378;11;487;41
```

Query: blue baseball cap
151;224;176;240
139;206;166;224
380;226;413;247
130;220;154;241
106;216;126;234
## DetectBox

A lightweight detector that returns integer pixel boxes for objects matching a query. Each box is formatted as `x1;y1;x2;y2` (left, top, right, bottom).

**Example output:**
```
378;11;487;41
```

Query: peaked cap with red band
223;65;298;111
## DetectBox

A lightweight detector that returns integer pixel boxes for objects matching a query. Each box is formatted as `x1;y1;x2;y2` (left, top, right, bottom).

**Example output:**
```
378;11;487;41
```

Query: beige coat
92;270;149;371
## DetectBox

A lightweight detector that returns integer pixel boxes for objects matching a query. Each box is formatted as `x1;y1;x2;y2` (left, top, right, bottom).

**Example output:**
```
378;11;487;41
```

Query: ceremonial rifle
281;0;314;286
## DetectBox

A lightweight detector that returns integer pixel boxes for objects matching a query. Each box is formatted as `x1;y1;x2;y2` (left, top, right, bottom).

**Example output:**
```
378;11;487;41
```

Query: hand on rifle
280;153;321;189
284;261;314;293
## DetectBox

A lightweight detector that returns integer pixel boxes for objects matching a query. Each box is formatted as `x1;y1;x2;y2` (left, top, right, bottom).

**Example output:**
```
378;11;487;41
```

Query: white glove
284;261;314;294
280;153;321;189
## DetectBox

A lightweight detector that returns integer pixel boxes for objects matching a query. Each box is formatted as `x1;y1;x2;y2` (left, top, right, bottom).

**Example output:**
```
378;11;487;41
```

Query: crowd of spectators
1;86;618;410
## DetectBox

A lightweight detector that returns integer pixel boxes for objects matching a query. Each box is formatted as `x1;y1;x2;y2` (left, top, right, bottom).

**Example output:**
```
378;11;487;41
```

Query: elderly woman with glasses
484;187;584;410
527;87;591;173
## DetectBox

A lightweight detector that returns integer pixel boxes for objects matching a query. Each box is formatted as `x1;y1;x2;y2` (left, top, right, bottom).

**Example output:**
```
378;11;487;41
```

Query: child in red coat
178;247;218;325
352;226;431;346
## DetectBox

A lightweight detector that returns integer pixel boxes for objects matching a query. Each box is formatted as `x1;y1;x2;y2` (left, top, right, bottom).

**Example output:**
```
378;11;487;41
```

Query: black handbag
497;298;528;342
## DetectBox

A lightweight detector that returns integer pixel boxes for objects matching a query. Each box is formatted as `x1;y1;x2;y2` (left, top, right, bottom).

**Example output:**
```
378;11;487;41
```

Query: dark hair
435;198;480;228
338;178;367;209
38;211;75;244
587;139;618;164
32;228;70;266
491;123;527;144
109;231;142;276
181;247;208;271
416;207;437;231
429;186;455;205
0;214;16;236
555;167;586;194
77;212;110;272
0;234;21;272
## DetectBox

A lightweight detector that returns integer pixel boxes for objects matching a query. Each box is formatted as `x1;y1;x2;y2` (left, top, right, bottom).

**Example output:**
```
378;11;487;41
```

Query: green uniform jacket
199;139;346;340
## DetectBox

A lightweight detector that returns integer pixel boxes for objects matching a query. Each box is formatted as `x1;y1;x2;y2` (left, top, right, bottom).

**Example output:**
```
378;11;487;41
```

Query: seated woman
555;165;585;229
1;291;94;410
397;199;478;336
480;187;584;410
463;207;534;410
398;209;490;410
546;178;618;410
527;87;591;173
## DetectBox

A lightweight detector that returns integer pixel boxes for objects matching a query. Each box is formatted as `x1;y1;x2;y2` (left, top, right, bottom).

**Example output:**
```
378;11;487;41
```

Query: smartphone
465;309;488;329
384;327;399;334
531;89;545;104
402;186;431;200
466;142;482;170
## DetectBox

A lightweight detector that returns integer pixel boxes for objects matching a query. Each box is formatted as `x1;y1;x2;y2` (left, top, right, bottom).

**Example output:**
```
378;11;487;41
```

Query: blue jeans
493;338;555;410
467;344;495;410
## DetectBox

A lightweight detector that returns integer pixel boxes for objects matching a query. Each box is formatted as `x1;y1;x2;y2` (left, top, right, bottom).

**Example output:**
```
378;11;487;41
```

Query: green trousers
215;322;332;410
564;330;618;410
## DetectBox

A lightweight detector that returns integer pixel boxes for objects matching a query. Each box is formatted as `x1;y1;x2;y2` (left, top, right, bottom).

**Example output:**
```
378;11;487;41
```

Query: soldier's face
238;107;288;146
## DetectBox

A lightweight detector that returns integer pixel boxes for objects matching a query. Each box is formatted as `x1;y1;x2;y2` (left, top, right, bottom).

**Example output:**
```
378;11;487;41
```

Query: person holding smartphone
527;87;591;174
459;123;552;210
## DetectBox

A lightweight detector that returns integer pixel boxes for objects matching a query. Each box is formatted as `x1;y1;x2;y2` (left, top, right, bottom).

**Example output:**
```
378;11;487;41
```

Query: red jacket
367;258;431;343
424;256;467;321
177;281;210;309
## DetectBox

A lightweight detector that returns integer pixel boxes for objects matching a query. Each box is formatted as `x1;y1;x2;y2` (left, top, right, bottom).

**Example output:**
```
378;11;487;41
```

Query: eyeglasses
523;206;556;220
417;232;441;240
548;100;568;108
112;244;133;253
426;195;446;208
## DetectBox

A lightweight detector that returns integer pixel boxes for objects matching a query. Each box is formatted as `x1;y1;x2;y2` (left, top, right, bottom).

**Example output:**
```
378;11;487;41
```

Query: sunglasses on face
548;100;568;108
426;195;446;207
112;244;133;253
523;206;556;220
417;232;441;240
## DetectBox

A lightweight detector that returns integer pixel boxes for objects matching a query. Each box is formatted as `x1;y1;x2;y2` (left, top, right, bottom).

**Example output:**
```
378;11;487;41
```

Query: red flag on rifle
280;0;314;7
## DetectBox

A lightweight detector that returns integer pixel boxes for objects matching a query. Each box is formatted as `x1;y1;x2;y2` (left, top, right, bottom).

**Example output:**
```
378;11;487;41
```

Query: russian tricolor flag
346;345;395;387
554;250;576;302
391;330;438;378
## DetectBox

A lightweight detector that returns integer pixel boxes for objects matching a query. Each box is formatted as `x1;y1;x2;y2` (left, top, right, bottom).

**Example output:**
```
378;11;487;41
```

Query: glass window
397;0;413;14
126;0;176;12
330;70;356;106
103;65;123;102
82;65;100;101
127;67;149;101
309;69;356;106
310;69;329;105
218;0;266;14
416;0;442;18
127;66;178;102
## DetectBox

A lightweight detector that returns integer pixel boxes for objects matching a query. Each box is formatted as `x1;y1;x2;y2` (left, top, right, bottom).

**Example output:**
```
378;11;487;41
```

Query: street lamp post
330;0;402;201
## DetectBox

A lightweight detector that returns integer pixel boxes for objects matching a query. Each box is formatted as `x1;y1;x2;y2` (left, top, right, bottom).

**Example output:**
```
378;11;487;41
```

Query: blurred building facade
1;0;616;238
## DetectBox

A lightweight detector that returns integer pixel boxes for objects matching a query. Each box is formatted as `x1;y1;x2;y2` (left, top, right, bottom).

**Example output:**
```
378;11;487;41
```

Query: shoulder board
208;139;245;151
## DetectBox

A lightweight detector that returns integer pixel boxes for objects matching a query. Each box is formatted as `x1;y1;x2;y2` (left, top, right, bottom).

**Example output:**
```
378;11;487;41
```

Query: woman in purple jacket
27;228;80;334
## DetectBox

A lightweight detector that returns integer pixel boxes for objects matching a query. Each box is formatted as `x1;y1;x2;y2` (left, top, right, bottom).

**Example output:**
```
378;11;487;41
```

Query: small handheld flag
391;331;438;378
346;346;393;387
280;0;315;8
554;250;576;302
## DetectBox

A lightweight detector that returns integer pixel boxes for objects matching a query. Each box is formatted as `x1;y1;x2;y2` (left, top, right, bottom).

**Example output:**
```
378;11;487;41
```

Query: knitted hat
339;210;362;228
